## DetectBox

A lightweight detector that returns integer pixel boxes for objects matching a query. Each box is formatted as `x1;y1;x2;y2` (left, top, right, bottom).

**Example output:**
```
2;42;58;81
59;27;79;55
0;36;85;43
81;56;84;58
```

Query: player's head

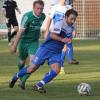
33;0;44;17
59;0;70;6
59;0;65;6
65;9;78;26
8;0;13;1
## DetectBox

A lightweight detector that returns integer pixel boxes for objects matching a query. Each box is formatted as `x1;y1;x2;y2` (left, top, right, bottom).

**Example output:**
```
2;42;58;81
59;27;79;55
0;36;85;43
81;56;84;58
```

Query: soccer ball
77;83;91;96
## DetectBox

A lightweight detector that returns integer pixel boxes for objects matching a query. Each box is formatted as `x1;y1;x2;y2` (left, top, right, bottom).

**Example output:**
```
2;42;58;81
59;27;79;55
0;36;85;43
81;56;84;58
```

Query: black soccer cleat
68;59;79;64
32;85;46;94
9;79;16;88
18;81;25;90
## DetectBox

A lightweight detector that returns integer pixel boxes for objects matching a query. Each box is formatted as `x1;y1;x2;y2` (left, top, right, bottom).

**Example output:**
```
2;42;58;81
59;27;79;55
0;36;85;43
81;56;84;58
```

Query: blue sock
37;70;57;87
12;67;28;81
61;50;67;67
67;42;73;62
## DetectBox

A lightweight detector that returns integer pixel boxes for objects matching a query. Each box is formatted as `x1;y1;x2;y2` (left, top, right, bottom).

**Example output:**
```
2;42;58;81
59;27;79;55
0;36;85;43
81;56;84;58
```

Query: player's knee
29;55;35;65
51;63;61;74
27;64;37;73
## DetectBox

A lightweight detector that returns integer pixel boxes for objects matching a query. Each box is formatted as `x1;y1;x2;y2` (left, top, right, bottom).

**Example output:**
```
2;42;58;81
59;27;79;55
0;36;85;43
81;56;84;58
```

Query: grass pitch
0;39;100;100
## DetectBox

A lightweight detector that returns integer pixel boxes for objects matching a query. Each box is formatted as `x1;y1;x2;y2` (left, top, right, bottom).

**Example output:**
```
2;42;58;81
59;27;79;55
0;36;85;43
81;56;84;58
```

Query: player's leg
9;46;46;88
17;42;28;89
60;45;67;74
11;26;18;38
11;18;19;42
19;42;39;89
18;60;26;71
67;42;73;62
6;20;12;45
33;53;61;93
9;62;38;88
67;42;79;64
18;42;28;70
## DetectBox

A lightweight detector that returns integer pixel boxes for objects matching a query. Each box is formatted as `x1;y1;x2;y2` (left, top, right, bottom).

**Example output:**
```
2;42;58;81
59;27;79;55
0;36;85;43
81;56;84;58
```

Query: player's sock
18;63;24;70
36;70;57;87
12;67;28;81
8;32;11;42
67;42;73;62
20;65;30;83
11;31;17;38
21;74;31;83
61;50;67;66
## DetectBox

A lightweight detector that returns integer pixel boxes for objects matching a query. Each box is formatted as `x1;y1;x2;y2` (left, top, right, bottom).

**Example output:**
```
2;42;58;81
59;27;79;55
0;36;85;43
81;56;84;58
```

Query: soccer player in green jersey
11;0;45;89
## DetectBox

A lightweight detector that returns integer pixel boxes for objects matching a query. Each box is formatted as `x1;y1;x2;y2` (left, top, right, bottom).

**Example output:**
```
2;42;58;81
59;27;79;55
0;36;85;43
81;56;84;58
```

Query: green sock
18;63;24;70
21;74;31;83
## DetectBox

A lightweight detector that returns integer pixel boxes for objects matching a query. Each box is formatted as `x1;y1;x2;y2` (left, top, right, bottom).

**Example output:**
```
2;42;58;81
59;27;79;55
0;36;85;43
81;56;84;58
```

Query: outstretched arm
44;17;52;38
11;28;24;53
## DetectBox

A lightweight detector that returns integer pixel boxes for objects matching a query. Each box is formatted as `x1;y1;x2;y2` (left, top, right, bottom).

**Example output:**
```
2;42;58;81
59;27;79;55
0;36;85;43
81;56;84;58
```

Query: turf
0;39;100;100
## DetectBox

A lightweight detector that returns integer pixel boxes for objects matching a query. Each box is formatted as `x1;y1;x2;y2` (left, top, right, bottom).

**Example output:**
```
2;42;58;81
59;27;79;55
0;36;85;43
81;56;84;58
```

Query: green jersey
20;11;45;43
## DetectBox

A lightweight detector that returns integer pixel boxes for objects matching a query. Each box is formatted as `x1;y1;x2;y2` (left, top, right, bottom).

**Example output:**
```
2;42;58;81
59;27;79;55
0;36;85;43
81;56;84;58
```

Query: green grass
0;39;100;100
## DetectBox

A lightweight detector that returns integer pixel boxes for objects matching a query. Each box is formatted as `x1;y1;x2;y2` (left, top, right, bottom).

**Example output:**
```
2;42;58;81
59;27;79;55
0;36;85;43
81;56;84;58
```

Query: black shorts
6;17;18;28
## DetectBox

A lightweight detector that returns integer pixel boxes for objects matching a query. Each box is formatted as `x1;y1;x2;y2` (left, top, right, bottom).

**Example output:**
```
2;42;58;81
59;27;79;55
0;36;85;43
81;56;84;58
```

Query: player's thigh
18;42;28;60
28;42;39;55
28;42;39;64
32;46;49;67
11;18;18;30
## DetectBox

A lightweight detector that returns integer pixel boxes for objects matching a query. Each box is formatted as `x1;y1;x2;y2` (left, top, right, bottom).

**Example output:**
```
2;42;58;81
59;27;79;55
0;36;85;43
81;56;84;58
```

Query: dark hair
65;9;78;17
33;0;44;7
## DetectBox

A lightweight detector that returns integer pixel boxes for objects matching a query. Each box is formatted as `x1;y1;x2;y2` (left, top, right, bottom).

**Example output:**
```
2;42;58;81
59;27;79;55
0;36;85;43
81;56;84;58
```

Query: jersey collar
32;11;41;18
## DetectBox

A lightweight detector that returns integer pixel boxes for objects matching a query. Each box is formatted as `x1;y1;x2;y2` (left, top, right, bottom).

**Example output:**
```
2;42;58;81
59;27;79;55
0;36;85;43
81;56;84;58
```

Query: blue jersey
49;4;72;30
41;19;76;53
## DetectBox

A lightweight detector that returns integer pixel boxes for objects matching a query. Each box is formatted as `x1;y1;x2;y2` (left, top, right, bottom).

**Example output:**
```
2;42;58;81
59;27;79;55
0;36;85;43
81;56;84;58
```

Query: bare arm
50;32;72;43
44;17;52;38
11;28;25;53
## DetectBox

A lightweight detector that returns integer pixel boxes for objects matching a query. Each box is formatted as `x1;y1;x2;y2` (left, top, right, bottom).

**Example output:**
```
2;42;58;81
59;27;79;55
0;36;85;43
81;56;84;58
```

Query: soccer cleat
32;85;46;94
68;59;79;64
18;81;25;90
59;67;65;74
9;79;16;88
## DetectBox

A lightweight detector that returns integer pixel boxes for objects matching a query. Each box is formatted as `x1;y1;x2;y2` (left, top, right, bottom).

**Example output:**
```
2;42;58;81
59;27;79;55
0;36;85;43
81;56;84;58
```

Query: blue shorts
32;46;62;67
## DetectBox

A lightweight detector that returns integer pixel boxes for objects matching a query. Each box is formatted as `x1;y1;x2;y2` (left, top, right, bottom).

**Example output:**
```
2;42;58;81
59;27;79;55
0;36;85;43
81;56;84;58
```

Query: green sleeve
21;14;29;29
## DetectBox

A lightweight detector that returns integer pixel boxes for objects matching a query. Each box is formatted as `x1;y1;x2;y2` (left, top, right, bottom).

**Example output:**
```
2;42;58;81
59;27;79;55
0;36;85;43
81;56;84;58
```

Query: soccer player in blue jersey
9;9;78;93
45;0;79;74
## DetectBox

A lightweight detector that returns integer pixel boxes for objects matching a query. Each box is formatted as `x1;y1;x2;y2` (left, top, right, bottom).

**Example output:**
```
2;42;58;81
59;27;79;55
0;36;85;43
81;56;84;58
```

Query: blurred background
0;0;100;39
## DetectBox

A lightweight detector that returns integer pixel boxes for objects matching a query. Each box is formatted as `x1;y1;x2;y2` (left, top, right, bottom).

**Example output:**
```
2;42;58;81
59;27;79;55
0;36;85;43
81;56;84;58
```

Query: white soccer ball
77;83;91;96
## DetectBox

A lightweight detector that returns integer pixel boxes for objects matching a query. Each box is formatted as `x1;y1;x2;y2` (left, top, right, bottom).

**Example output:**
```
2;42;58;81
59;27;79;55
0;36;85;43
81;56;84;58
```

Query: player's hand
10;45;17;54
44;32;48;39
61;38;72;43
